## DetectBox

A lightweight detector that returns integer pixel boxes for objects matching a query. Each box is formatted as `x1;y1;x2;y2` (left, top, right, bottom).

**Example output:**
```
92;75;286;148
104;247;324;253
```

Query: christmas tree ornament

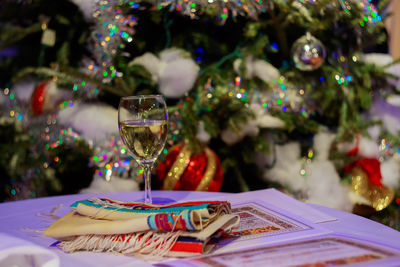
345;159;394;211
39;15;56;47
31;80;55;116
291;32;326;71
156;144;223;191
31;80;72;116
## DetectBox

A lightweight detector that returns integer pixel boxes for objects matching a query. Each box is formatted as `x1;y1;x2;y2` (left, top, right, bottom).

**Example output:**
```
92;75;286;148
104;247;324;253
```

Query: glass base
135;197;175;204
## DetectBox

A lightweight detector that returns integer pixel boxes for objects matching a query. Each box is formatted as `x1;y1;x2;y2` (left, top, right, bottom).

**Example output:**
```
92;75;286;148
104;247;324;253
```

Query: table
1;190;400;266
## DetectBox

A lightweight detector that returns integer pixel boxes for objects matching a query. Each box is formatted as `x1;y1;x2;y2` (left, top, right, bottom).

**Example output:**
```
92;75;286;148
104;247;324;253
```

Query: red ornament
344;158;383;187
31;80;72;116
31;81;50;115
156;144;224;191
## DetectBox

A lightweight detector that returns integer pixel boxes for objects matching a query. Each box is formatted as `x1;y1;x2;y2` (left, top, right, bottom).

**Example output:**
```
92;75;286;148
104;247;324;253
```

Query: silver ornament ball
291;32;326;71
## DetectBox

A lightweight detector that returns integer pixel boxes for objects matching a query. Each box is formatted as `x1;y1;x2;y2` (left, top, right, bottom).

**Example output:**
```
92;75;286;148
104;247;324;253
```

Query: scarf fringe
58;230;183;259
36;204;64;221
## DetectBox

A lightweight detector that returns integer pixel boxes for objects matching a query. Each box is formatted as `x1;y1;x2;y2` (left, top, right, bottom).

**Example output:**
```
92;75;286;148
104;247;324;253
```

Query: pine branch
0;23;41;48
267;2;289;59
13;67;131;97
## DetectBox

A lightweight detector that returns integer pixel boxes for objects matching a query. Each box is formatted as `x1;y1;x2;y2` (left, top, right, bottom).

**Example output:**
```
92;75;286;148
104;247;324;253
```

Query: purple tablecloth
0;190;399;266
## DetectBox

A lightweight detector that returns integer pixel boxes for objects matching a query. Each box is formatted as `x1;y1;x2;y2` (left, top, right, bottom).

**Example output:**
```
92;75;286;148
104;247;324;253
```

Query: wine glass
118;95;168;203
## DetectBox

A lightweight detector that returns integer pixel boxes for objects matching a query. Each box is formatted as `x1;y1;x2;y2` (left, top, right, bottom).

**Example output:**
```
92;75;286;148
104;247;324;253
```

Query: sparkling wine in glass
118;95;168;203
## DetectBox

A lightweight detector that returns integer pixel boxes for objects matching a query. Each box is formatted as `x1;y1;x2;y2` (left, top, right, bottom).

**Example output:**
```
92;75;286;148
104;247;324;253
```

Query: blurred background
0;0;399;230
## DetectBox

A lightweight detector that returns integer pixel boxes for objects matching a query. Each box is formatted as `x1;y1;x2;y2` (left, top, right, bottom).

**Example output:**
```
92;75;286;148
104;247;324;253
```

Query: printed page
211;199;331;254
233;188;337;223
160;235;400;267
188;188;336;224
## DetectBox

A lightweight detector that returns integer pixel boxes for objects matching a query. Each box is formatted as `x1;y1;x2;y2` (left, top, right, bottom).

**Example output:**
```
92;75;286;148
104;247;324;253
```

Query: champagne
119;120;168;163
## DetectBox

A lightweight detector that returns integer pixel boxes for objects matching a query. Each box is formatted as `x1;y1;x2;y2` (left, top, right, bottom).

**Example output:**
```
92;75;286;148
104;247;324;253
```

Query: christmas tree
1;0;399;229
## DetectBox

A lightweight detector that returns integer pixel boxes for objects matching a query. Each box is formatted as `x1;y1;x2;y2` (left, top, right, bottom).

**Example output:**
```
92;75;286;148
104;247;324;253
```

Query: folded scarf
44;198;239;258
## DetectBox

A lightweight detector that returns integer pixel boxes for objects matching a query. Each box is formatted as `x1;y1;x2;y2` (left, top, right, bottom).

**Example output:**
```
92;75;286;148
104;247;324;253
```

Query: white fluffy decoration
252;103;286;128
11;79;36;102
363;53;393;66
158;58;199;98
254;135;275;169
221;122;258;146
387;95;400;107
367;125;381;141
292;1;312;22
70;0;96;20
43;81;74;112
306;161;352;211
159;49;183;62
196;121;211;143
376;113;400;136
0;92;6;105
363;53;400;89
130;48;200;98
221;128;245;146
357;138;380;158
337;136;380;158
234;56;280;84
80;174;139;194
381;157;400;188
313;132;335;161
264;142;306;192
264;133;353;211
58;103;118;143
221;103;285;146
131;52;161;82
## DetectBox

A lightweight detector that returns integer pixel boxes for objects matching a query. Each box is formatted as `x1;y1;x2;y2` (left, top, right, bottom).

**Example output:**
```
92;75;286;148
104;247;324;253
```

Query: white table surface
0;190;399;266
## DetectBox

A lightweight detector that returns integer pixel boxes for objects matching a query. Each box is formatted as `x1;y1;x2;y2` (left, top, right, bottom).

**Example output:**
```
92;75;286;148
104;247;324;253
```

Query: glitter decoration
355;0;381;27
90;135;140;182
150;0;267;22
378;137;400;162
74;0;138;99
0;83;67;200
0;81;141;200
227;76;249;103
291;32;326;71
253;76;310;116
202;77;216;102
299;148;314;178
337;0;382;30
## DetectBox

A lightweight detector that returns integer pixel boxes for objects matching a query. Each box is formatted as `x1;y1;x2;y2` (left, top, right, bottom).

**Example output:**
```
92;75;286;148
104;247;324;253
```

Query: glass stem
143;164;152;203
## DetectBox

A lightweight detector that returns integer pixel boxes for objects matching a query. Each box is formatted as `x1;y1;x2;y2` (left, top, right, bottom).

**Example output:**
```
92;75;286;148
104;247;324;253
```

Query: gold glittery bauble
162;145;192;190
351;167;394;211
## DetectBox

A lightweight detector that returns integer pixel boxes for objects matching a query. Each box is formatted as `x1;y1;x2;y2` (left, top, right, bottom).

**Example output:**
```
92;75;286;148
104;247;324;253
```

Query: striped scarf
44;198;239;258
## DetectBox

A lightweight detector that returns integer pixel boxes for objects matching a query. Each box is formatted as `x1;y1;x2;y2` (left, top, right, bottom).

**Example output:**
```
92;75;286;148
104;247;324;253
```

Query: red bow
344;158;383;187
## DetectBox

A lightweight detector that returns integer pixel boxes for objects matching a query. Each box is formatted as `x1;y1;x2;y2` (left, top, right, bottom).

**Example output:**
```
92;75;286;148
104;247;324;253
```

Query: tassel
58;231;183;259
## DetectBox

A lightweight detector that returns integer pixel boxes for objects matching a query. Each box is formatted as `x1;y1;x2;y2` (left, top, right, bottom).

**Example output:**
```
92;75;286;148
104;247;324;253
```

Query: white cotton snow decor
196;121;211;143
233;56;280;85
57;103;118;143
221;103;285;146
264;132;353;211
130;48;200;98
